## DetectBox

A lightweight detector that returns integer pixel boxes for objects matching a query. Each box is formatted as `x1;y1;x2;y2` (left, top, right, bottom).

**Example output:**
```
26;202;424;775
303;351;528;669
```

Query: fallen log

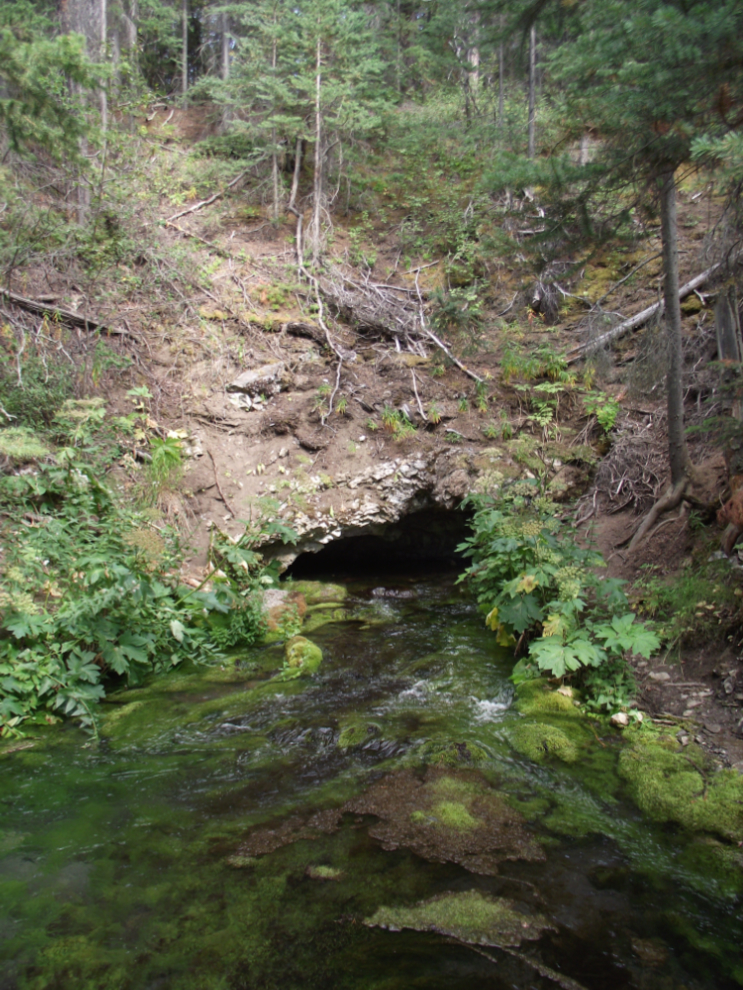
566;261;723;363
162;170;249;225
0;288;127;336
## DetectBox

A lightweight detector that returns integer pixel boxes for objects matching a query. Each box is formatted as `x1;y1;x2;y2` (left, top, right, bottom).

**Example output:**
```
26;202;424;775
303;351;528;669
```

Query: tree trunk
181;0;188;97
270;35;280;220
527;24;536;158
221;11;230;81
659;171;691;485
288;137;302;214
309;35;323;263
99;0;108;131
498;39;504;130
715;286;742;362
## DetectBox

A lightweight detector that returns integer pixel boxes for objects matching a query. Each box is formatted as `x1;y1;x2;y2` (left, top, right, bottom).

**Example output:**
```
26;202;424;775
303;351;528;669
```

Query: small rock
610;712;630;728
556;686;573;698
648;671;671;681
704;723;723;734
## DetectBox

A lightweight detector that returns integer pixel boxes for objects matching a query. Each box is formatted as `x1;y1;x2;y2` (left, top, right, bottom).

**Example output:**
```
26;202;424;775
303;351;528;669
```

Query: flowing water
1;572;741;990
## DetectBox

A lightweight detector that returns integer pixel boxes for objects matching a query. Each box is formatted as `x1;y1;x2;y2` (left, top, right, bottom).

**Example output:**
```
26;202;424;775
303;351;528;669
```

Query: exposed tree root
626;476;690;552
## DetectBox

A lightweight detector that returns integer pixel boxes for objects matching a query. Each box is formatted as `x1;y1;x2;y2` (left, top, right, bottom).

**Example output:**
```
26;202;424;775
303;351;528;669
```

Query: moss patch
511;722;579;764
283;581;348;605
337;721;379;749
276;636;323;678
514;679;581;718
618;731;743;842
365;889;553;948
418;739;488;767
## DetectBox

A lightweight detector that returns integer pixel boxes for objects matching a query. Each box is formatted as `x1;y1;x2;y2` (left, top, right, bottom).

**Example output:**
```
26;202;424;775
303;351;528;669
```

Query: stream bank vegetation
459;482;659;712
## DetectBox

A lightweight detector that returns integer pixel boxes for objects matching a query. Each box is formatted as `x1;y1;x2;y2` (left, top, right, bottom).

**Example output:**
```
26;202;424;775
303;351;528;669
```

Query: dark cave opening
282;507;472;581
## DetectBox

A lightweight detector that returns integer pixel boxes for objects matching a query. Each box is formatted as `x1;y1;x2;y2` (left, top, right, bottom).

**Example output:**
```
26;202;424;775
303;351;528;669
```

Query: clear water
1;574;741;989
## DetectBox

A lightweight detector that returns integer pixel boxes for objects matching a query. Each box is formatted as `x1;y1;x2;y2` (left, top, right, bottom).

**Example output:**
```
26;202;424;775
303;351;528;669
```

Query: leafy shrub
458;483;659;704
0;456;294;737
582;391;620;434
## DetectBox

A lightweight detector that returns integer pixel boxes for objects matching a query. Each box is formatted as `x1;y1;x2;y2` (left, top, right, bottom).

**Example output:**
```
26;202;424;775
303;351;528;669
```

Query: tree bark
181;0;188;97
99;0;108;131
288;137;302;214
309;35;323;263
498;39;504;130
659;171;691;486
221;11;230;80
527;24;536;158
270;35;280;220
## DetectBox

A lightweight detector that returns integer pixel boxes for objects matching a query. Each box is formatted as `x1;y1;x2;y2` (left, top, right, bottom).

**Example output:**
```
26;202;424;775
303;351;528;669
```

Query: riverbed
1;573;741;989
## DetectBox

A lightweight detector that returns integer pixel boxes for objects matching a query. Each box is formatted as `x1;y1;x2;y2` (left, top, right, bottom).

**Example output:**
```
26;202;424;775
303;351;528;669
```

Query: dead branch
0;288;127;336
566;261;724;363
163;170;249;225
207;449;237;518
410;369;426;420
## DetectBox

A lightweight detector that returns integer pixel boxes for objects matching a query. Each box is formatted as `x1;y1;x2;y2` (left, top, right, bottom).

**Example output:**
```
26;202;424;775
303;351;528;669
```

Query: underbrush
633;557;743;658
0;452;293;738
459;481;659;713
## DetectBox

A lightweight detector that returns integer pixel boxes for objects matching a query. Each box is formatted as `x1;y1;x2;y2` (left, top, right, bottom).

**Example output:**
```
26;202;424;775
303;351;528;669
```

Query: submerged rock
365;889;553;948
344;768;545;875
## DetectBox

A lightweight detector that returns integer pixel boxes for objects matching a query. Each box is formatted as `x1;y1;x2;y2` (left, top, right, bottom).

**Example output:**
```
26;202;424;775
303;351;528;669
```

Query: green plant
582;391;621;434
481;422;499;440
147;436;184;497
475;381;489;414
335;395;348;416
0;458;296;737
428;401;442;425
366;417;379;432
458;485;659;704
458;397;469;413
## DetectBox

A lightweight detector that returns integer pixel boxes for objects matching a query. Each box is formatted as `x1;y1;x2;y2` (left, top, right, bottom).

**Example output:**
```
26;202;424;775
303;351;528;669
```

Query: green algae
511;721;579;763
365;889;553;948
306;864;344;880
619;728;743;842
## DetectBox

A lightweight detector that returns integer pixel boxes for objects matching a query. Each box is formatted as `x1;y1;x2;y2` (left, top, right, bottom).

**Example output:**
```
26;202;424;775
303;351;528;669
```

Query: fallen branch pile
565;261;725;363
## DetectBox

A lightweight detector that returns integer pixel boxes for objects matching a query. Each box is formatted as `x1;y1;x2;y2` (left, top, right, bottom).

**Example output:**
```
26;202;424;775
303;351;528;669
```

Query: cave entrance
282;507;472;581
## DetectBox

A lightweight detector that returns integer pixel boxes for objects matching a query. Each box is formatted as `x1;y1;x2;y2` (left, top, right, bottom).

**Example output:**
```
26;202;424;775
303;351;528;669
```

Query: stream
1;570;742;990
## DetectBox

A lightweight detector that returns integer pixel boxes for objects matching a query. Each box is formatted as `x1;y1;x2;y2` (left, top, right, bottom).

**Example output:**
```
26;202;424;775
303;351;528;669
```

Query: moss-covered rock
418;739;489;767
282;636;323;676
365;889;553;948
283;580;348;605
337;721;379;749
305;865;343;881
618;730;743;842
514;679;581;718
511;722;579;764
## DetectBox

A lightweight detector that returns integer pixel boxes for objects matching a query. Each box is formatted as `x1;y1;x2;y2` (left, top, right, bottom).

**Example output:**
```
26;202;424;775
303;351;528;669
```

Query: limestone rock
610;711;630;728
227;362;289;398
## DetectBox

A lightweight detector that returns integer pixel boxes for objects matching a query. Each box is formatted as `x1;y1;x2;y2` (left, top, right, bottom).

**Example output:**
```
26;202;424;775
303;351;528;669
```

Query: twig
496;292;518;318
207;449;236;518
404;260;439;273
162;169;248;224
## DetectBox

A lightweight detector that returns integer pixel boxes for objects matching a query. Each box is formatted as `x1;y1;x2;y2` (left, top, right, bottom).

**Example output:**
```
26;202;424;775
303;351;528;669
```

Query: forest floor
5;103;743;769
